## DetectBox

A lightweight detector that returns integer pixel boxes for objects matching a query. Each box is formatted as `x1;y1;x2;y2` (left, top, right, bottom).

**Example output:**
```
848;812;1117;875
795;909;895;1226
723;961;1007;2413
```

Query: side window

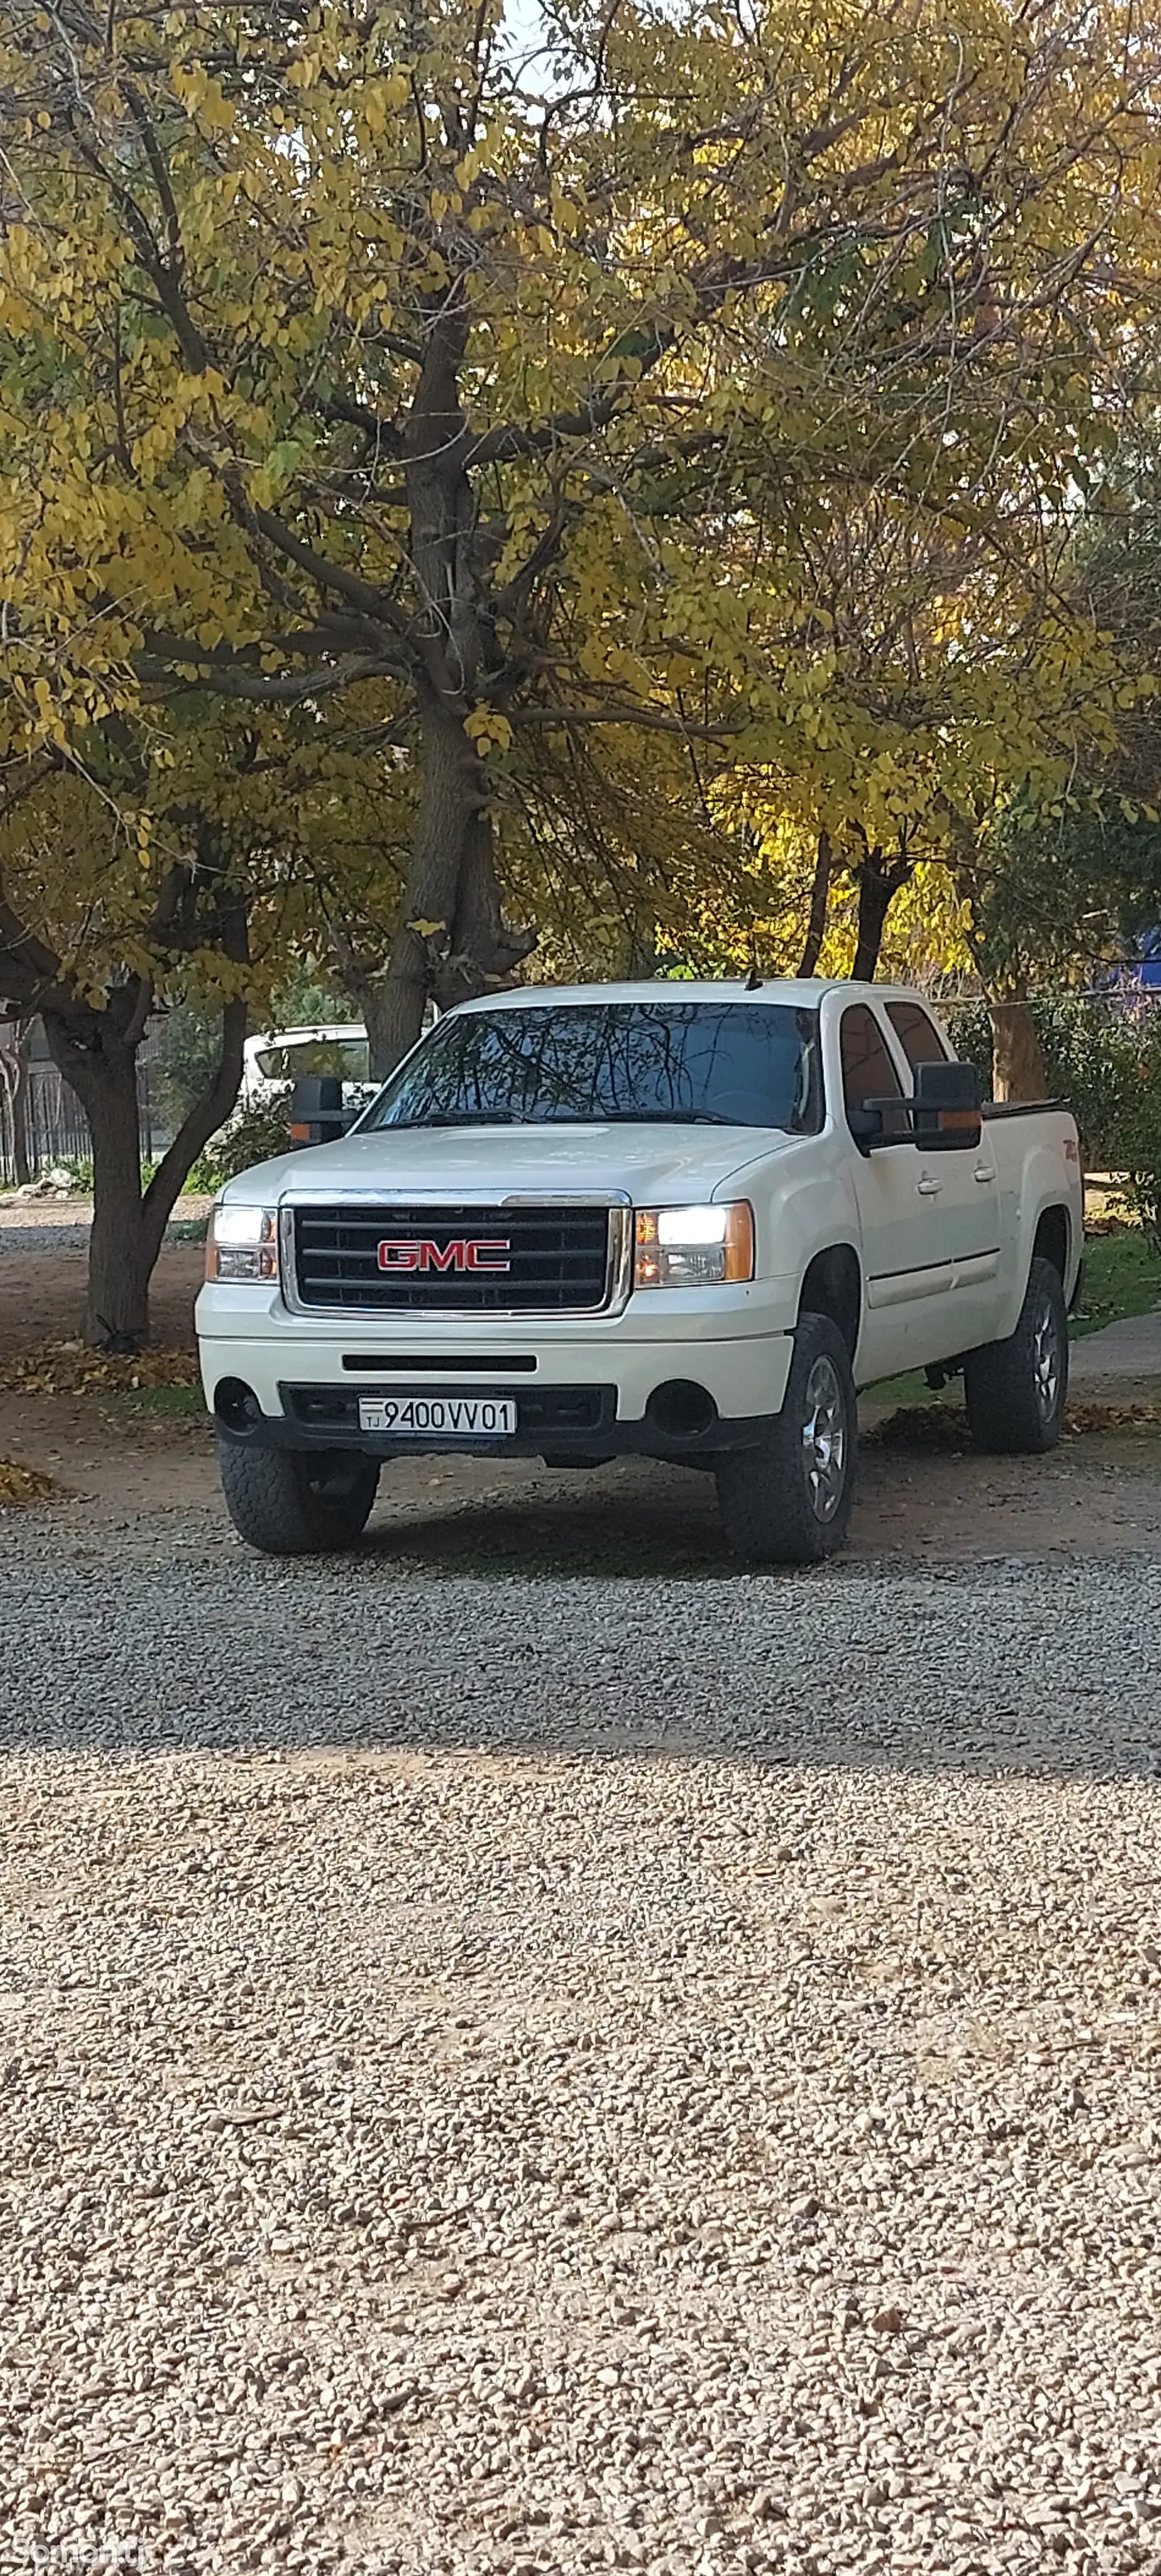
887;1001;951;1076
840;1006;903;1135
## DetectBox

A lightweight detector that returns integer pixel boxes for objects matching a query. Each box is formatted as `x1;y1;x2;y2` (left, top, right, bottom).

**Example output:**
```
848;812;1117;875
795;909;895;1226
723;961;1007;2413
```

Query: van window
255;1038;371;1083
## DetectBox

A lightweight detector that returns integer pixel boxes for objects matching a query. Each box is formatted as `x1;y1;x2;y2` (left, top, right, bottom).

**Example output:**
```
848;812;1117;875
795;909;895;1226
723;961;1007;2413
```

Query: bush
186;1091;294;1192
1107;1046;1161;1247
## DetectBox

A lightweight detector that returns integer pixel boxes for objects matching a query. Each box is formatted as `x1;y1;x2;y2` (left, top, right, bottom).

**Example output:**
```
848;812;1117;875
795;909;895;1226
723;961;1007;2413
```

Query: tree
4;0;1160;1076
958;442;1161;1091
0;758;253;1341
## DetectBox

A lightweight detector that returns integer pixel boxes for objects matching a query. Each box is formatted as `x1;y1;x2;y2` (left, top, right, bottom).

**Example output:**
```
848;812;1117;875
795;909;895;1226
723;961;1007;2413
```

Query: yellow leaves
169;57;224;128
465;708;513;758
362;70;411;137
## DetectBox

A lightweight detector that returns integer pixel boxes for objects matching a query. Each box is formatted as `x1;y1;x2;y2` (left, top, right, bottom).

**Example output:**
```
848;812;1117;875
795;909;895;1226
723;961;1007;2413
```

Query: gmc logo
377;1236;512;1274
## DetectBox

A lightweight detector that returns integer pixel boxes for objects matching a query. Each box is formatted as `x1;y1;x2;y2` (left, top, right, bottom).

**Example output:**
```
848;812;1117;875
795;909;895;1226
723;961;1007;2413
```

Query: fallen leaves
1065;1400;1161;1434
0;1342;199;1397
0;1457;57;1507
870;1400;1161;1449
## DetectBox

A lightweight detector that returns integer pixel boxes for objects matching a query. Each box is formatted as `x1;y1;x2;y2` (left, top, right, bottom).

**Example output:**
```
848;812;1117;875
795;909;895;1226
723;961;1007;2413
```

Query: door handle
917;1176;942;1196
974;1165;996;1184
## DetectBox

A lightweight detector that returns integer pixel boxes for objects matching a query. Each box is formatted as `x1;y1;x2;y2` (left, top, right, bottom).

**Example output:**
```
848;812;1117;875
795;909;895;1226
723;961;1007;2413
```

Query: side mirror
914;1059;982;1150
289;1075;353;1147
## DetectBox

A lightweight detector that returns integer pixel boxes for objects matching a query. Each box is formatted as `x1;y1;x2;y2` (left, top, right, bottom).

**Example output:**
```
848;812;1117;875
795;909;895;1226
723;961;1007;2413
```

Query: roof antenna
745;930;763;992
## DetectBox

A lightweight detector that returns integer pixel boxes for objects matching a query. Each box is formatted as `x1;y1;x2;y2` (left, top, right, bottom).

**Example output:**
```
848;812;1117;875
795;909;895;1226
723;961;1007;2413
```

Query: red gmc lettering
377;1237;512;1273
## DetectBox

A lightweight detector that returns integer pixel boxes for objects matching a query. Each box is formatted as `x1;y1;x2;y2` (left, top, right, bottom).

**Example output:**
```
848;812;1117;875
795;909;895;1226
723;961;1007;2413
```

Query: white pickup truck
196;980;1083;1564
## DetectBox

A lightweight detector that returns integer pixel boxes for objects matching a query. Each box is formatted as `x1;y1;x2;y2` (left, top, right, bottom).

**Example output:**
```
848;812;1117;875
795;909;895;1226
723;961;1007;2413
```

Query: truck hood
219;1121;792;1206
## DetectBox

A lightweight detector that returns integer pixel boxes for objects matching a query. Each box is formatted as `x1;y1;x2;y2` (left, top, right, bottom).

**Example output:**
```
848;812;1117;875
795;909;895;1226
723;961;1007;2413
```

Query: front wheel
964;1255;1068;1454
218;1439;380;1556
715;1314;856;1566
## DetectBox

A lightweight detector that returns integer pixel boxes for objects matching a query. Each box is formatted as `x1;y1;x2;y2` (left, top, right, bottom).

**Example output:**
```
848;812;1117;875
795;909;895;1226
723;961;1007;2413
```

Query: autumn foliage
1;0;1160;1332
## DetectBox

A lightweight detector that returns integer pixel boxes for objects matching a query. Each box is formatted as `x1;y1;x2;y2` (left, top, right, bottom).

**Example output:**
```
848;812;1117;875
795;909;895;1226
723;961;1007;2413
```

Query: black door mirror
289;1075;353;1146
914;1059;982;1150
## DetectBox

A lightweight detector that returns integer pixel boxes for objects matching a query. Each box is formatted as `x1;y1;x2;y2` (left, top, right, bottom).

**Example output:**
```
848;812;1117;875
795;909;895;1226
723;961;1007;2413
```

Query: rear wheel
715;1313;856;1566
218;1440;380;1556
964;1255;1067;1454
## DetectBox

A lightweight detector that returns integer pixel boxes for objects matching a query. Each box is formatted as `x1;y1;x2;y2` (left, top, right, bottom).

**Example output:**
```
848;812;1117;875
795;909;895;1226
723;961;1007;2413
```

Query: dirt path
0;1197;207;1360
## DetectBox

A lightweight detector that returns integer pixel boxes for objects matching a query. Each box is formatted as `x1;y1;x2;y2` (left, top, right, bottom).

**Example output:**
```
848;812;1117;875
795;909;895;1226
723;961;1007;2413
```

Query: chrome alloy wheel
800;1353;847;1522
1032;1295;1062;1418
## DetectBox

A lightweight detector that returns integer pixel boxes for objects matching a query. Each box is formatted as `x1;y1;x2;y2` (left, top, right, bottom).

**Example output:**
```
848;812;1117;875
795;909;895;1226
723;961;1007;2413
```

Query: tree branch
139;993;247;1259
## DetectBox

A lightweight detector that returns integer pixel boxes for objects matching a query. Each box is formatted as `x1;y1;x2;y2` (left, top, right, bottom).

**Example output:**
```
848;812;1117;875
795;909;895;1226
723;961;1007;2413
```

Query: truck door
839;1004;953;1382
885;1001;1001;1353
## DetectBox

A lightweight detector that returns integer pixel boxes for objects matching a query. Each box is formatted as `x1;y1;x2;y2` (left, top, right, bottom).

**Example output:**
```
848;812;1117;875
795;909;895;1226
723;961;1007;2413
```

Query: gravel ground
0;1203;208;1260
0;1216;94;1255
3;1525;1161;2576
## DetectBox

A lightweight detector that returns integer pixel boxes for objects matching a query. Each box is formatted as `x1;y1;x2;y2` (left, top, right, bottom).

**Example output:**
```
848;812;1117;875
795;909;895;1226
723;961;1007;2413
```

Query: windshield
362;1001;822;1133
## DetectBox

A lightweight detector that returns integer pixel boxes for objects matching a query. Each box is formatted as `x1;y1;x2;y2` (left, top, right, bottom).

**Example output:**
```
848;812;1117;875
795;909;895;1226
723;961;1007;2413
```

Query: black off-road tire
217;1439;380;1556
964;1254;1068;1455
715;1313;857;1567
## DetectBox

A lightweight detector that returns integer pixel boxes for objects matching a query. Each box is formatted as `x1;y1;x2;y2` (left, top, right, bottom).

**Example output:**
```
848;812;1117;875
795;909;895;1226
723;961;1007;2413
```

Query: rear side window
886;1001;950;1074
840;1006;903;1129
255;1038;372;1083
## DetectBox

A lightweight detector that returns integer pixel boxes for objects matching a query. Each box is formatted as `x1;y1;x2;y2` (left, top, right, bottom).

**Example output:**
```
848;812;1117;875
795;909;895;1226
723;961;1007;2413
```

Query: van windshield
363;1001;822;1132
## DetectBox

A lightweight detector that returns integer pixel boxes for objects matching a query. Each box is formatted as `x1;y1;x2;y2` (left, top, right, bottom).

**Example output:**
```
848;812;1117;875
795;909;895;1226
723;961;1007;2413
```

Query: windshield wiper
594;1107;743;1125
378;1106;749;1129
381;1110;525;1128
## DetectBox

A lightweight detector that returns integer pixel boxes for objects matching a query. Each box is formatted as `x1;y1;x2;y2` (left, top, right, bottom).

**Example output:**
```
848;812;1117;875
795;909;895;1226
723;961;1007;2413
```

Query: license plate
357;1393;518;1438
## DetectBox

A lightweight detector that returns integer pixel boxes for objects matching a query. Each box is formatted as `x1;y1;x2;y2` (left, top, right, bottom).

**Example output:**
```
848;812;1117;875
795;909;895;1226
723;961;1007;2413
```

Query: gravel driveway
3;1515;1161;2576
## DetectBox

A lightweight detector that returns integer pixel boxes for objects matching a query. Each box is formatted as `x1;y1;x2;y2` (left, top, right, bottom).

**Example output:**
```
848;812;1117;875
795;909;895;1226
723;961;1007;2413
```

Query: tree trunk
850;852;911;982
42;990;247;1347
365;695;533;1077
350;307;536;1084
139;996;248;1268
0;1018;35;1184
990;1000;1049;1103
851;866;893;983
43;1009;152;1345
627;923;659;976
797;829;832;977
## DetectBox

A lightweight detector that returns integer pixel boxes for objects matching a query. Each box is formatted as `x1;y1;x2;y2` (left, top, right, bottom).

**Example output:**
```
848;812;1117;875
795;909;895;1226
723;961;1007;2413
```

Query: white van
242;1026;372;1108
242;1011;438;1110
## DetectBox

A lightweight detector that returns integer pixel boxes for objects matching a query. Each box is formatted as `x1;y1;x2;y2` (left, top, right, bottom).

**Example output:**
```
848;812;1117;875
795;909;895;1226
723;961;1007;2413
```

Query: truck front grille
290;1203;619;1313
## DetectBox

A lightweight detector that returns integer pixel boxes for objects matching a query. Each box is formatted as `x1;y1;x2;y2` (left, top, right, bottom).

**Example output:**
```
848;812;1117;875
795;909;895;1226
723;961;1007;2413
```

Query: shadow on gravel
368;1479;732;1579
4;1504;1161;1779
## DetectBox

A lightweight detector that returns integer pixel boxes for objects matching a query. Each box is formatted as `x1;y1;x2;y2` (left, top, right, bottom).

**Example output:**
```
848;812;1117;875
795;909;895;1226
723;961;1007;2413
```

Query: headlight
634;1202;754;1289
205;1204;279;1282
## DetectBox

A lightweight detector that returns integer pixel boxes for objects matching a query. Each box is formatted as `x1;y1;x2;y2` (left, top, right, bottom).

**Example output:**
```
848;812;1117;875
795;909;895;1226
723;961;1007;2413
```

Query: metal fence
0;1024;167;1188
